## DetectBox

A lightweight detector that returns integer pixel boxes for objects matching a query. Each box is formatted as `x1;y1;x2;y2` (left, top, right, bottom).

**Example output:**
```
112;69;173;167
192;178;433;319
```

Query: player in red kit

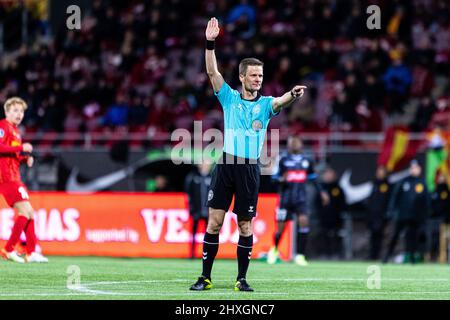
0;97;48;263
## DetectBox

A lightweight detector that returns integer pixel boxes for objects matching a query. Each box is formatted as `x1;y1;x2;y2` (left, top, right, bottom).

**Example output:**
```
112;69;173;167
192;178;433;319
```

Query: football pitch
1;256;449;300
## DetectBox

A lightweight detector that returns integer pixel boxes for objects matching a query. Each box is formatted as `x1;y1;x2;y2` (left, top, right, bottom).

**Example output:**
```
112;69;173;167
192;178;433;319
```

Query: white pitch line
3;278;448;298
70;280;284;296
66;289;286;296
65;278;450;297
81;278;449;286
69;285;122;295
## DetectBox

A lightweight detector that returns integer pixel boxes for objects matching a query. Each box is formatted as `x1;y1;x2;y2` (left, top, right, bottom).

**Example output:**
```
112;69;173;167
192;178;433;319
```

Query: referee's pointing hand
291;85;307;99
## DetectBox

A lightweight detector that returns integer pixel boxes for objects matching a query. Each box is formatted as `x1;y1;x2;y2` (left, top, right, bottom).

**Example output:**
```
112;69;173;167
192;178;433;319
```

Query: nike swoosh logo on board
339;169;410;205
66;157;153;193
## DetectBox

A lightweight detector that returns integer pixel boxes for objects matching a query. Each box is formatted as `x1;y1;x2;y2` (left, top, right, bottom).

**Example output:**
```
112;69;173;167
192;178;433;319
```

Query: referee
190;17;307;292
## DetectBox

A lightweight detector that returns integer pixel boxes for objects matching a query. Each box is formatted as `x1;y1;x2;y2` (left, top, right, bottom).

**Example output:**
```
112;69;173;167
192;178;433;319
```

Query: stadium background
0;0;449;261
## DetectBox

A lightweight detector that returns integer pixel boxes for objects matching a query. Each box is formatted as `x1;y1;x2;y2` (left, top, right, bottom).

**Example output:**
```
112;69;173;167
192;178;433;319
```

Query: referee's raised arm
205;17;224;93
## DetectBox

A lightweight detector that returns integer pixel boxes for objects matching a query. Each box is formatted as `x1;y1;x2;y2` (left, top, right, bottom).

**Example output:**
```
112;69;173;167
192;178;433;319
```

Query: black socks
237;234;253;280
274;231;282;248
297;227;309;255
201;233;254;281
201;232;219;279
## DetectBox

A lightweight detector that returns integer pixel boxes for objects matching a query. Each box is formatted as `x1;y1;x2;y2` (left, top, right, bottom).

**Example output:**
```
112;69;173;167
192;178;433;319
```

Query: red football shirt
0;119;27;184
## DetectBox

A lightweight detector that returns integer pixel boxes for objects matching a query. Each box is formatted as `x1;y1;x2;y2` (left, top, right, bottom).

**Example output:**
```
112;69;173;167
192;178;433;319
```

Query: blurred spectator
366;166;392;260
330;90;356;130
316;167;346;259
103;94;129;127
226;0;256;39
410;59;435;98
128;95;149;127
362;39;390;77
429;97;450;130
433;174;450;225
383;56;412;114
429;173;450;260
411;97;436;132
41;94;66;132
153;174;172;192
355;99;383;132
184;163;211;259
363;73;385;110
383;160;431;264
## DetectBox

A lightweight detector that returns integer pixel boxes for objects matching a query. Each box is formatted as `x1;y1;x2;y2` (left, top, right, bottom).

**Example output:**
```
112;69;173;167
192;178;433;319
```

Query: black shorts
206;153;261;218
276;202;308;222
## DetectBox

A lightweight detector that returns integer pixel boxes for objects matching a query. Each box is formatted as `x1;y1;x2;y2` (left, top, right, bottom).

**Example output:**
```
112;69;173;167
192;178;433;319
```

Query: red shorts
0;181;30;207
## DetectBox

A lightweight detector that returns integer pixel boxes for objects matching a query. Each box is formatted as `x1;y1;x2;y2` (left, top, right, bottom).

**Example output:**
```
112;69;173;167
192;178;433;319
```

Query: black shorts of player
276;202;308;222
206;152;260;219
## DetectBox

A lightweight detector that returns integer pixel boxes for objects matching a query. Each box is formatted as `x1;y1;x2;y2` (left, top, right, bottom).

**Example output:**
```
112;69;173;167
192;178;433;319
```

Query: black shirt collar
240;92;261;102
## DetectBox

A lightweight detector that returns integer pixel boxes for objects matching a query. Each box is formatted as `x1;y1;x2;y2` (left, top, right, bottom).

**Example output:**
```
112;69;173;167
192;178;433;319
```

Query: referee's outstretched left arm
272;85;308;114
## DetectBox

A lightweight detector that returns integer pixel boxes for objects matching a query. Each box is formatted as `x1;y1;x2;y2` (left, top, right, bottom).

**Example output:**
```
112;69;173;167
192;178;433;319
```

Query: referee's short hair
239;58;264;76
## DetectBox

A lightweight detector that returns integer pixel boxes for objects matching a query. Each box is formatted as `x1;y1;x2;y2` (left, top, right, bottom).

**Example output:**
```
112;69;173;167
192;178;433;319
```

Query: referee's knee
237;219;253;237
206;221;222;234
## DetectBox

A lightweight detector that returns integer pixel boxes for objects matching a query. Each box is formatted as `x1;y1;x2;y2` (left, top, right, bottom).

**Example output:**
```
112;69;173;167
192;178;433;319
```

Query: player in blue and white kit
190;18;308;292
267;136;329;265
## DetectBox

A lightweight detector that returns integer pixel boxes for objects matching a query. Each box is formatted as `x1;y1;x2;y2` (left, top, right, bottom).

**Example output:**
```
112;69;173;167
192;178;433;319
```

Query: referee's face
240;65;263;93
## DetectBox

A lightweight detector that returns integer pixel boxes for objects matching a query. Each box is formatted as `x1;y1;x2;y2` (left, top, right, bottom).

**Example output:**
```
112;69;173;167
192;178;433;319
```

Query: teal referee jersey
215;82;278;159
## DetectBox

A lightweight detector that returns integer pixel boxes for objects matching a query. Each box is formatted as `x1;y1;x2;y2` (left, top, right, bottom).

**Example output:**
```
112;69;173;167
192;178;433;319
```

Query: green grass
1;256;449;300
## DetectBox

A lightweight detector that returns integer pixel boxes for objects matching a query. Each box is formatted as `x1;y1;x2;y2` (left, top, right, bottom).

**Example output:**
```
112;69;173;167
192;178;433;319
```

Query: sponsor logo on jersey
415;183;424;193
403;182;410;192
0;129;4;138
379;183;388;193
251;119;263;132
301;160;309;168
283;161;295;167
332;187;340;197
286;170;307;183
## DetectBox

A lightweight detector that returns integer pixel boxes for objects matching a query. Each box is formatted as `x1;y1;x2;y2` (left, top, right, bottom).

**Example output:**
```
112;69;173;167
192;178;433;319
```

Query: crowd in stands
0;0;449;138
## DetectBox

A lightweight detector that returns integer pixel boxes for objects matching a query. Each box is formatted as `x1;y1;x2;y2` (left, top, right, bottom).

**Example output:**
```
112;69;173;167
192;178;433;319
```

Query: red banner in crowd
0;193;292;260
